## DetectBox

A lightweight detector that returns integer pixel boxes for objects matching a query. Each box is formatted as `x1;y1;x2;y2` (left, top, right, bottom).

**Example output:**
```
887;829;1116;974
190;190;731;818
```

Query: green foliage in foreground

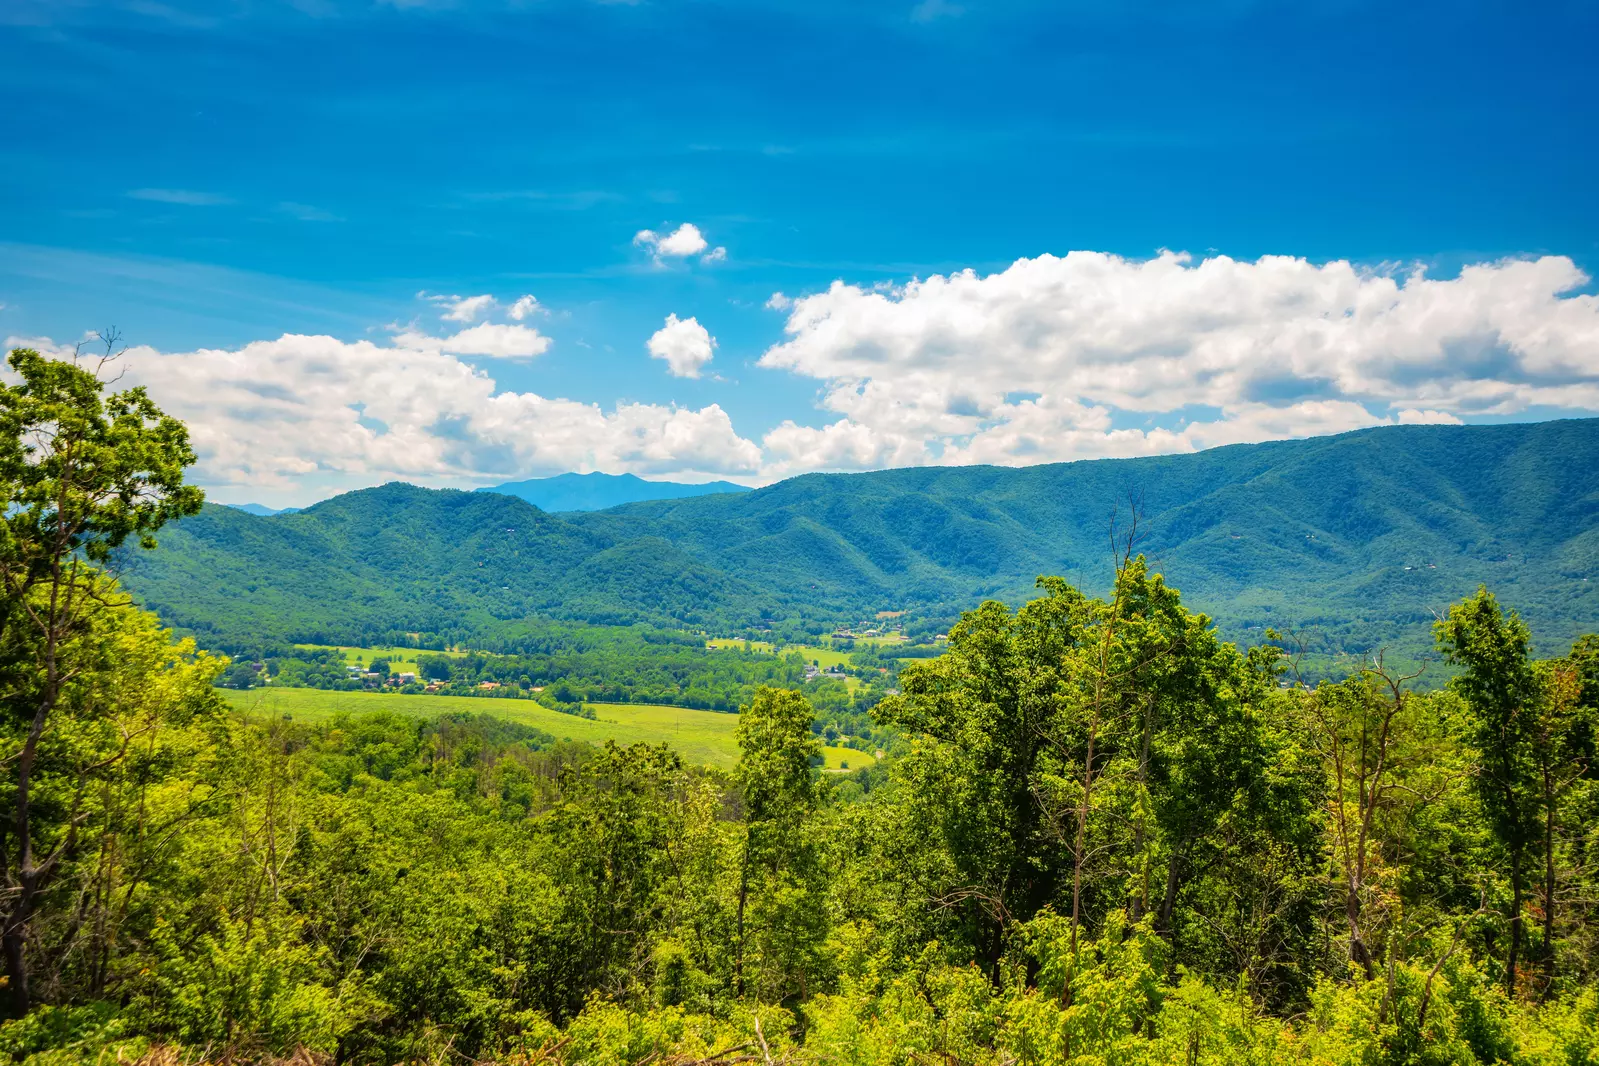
4;566;1599;1065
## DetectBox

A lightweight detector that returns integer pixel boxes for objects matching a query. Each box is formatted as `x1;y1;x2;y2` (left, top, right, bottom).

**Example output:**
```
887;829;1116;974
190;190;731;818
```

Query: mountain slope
479;472;749;512
124;419;1599;656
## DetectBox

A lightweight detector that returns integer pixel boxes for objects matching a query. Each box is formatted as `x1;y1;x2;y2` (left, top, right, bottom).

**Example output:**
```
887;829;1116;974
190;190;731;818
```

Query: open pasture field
788;644;852;668
706;637;776;654
221;687;868;771
293;644;472;675
222;687;741;768
819;745;875;771
218;688;866;771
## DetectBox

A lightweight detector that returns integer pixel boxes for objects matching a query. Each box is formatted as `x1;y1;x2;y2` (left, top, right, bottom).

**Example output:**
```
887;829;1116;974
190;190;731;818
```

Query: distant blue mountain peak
478;471;750;512
227;503;301;517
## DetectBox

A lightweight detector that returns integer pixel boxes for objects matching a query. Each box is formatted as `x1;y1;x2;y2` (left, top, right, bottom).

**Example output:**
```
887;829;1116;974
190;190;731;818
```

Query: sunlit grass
820;744;878;772
787;644;852;668
706;637;776;654
220;687;742;769
293;643;472;677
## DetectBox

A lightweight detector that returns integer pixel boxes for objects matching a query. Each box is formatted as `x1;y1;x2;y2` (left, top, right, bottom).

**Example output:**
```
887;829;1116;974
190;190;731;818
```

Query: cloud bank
8;332;761;496
757;251;1599;476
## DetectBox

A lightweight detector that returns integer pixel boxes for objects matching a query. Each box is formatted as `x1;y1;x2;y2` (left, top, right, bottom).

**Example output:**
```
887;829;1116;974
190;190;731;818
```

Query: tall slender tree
0;342;202;1018
732;686;823;1003
1435;587;1542;995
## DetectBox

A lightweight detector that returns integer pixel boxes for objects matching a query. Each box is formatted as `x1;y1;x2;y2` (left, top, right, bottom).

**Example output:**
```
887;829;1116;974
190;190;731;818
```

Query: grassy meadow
788;644;852;668
219;686;870;771
293;644;471;675
705;637;776;653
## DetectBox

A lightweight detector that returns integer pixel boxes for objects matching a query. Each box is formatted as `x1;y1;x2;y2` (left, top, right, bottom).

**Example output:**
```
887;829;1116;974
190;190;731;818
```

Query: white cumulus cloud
634;223;726;264
507;295;542;321
439;322;552;359
647;314;717;378
389;321;552;360
756;251;1599;476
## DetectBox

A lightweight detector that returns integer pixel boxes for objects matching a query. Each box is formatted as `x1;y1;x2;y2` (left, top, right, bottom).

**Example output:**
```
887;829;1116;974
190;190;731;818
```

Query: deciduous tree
0;342;202;1017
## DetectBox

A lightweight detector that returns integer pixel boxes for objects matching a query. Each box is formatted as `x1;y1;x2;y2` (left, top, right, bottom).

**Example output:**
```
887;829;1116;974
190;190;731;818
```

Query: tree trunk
1507;852;1524;995
733;832;751;999
2;692;54;1021
1542;780;1557;993
2;920;29;1019
1069;715;1097;958
1346;884;1375;980
1158;847;1182;938
1131;702;1154;925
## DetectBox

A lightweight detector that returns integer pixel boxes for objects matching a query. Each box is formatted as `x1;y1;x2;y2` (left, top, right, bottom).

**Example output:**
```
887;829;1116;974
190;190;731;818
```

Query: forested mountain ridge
123;417;1599;656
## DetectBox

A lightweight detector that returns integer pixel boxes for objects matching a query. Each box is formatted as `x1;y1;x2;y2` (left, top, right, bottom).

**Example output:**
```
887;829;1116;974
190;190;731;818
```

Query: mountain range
477;472;749;512
121;418;1599;663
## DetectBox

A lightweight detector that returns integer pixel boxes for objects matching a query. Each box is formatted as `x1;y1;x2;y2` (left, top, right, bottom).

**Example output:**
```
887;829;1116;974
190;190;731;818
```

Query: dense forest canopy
4;345;1599;1066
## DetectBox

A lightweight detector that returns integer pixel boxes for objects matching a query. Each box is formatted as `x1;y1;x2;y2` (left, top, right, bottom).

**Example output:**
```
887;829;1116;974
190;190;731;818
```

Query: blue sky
3;0;1598;506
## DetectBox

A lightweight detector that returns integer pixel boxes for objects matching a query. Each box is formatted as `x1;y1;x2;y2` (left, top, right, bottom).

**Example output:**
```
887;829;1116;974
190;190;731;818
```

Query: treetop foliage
0;345;202;570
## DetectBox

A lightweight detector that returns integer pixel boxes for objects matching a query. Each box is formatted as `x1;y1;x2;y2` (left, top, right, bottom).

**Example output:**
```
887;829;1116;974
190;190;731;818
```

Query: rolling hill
121;419;1599;660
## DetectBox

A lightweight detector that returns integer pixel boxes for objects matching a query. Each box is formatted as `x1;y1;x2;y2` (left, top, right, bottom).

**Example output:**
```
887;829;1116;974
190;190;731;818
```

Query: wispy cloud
278;201;343;222
127;187;233;206
419;292;498;322
464;189;623;210
911;0;963;23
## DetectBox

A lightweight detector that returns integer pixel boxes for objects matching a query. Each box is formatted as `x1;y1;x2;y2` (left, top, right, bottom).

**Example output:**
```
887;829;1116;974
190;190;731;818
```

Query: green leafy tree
733;686;824;1003
220;660;260;690
0;343;202;1017
1436;587;1543;994
872;584;1084;973
1528;658;1589;990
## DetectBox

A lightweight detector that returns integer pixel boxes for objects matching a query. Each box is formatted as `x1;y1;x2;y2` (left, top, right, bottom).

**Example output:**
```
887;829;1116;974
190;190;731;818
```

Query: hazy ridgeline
4;345;1599;1065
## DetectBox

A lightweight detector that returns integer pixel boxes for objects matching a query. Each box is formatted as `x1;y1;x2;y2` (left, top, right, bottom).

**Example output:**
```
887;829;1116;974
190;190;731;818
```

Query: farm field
787;644;852;668
222;687;740;768
219;687;867;771
293;644;472;676
706;637;776;654
820;744;875;771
